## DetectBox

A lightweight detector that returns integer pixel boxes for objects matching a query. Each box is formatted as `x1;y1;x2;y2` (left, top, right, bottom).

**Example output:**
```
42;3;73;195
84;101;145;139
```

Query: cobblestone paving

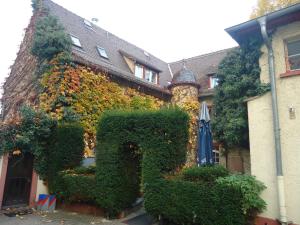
0;210;125;225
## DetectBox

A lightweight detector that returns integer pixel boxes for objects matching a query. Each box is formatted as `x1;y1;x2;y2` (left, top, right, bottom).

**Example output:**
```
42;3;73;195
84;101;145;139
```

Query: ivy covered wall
38;58;164;156
170;85;200;166
2;2;165;157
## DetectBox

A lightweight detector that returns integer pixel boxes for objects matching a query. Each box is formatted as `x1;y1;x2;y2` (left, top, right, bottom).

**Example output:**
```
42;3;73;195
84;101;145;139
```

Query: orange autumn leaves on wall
39;57;164;156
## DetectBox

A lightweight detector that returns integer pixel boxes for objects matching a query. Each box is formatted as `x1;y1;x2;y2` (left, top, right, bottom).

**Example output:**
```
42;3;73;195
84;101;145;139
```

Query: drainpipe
258;17;287;224
168;63;174;78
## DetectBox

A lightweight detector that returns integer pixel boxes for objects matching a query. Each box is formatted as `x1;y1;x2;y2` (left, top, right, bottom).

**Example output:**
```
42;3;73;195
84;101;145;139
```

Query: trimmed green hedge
181;165;229;183
145;171;265;225
93;107;265;223
145;179;245;225
57;167;97;204
48;123;84;193
96;108;189;215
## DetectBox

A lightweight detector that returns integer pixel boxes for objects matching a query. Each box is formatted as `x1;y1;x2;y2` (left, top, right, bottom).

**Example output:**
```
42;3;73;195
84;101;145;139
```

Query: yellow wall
248;21;300;224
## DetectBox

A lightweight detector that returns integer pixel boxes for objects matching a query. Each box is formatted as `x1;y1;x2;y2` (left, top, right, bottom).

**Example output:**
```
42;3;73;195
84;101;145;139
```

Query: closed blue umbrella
197;102;214;166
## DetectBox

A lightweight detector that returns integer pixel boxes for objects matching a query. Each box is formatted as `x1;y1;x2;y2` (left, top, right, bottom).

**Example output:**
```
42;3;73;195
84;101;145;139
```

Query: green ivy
212;38;270;148
0;106;56;179
0;107;84;184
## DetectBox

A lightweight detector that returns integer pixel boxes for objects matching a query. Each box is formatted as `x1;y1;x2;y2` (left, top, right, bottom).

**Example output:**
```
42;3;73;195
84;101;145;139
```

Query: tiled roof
43;0;172;92
169;48;234;92
169;65;200;89
43;0;234;96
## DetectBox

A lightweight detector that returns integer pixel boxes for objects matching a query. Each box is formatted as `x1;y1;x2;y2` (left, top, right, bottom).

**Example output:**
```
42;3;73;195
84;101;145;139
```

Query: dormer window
84;19;92;28
145;69;158;84
134;63;158;84
209;75;218;89
97;46;108;59
70;35;81;48
135;64;143;79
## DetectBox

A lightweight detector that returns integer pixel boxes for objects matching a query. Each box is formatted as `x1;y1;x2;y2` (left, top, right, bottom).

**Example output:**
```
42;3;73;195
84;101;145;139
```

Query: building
0;0;233;209
226;3;300;225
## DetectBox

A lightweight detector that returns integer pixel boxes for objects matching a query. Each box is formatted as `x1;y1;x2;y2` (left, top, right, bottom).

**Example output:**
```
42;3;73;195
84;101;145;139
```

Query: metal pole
258;17;287;224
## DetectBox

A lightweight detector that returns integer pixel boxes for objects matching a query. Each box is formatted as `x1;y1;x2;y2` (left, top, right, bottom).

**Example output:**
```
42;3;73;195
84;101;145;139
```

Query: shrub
96;108;189;215
57;169;97;204
0;106;57;179
94;107;266;223
145;178;245;225
72;165;96;175
212;38;270;148
216;174;266;214
48;123;84;192
31;15;72;62
181;165;229;183
145;172;266;225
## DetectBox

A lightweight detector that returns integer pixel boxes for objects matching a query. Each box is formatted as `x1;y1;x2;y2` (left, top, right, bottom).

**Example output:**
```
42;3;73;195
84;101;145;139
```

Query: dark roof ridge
44;0;168;65
169;47;237;65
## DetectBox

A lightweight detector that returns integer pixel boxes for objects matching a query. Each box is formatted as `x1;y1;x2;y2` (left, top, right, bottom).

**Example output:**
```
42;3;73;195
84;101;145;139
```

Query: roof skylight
97;46;108;59
84;19;92;28
70;35;82;48
143;51;150;57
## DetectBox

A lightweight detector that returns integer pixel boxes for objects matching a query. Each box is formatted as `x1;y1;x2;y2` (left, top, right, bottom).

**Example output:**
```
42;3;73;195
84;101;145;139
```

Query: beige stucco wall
248;21;300;224
36;177;48;202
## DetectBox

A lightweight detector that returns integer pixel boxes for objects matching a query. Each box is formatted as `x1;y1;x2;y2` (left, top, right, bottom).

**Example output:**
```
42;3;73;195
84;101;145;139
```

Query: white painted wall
36;176;49;202
248;93;280;220
248;21;300;224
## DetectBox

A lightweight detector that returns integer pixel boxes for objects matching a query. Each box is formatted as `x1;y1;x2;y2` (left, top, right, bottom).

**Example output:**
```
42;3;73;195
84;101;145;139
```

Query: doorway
2;152;34;207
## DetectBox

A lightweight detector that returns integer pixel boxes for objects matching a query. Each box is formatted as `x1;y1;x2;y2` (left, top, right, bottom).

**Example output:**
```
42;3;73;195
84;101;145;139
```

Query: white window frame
209;76;218;89
84;19;93;28
286;38;300;71
213;149;220;164
134;64;158;84
134;64;144;79
70;35;82;48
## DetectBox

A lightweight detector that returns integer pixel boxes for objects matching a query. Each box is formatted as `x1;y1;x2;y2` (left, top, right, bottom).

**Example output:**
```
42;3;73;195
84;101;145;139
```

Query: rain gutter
258;16;287;225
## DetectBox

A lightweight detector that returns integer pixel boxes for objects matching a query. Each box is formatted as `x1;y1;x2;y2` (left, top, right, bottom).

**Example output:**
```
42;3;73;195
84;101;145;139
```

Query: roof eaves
72;53;171;96
226;2;300;44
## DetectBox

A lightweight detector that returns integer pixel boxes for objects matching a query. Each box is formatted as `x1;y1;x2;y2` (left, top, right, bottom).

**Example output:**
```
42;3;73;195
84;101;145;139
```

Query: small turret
169;60;200;166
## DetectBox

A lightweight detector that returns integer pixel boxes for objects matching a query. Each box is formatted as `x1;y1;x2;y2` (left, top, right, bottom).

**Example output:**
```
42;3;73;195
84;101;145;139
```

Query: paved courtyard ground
0;210;125;225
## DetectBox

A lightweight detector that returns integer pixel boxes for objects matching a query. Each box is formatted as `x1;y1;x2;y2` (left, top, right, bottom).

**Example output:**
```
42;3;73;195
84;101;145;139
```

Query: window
97;46;108;59
84;19;92;28
134;64;158;84
209;76;218;88
286;39;300;71
213;150;220;164
134;64;143;79
145;69;158;84
70;35;81;48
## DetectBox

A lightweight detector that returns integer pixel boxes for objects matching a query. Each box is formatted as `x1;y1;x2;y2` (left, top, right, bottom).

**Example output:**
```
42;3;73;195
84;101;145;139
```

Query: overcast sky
0;0;257;97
